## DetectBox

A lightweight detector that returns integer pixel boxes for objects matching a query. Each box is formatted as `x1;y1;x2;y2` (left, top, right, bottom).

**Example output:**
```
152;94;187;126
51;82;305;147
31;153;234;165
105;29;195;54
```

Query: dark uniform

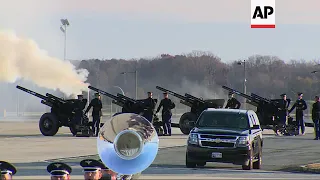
143;92;156;122
80;159;107;180
225;92;241;109
74;94;88;125
156;92;175;136
277;93;290;125
312;96;320;140
85;93;103;136
0;161;16;180
289;93;307;135
47;162;72;180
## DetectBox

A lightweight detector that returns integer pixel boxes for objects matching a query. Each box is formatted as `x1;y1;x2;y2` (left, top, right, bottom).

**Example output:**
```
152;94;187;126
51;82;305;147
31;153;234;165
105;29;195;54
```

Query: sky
0;0;319;63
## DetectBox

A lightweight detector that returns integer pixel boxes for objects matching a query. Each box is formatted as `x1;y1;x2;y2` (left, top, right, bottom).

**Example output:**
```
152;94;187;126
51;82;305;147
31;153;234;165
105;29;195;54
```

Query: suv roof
205;108;251;114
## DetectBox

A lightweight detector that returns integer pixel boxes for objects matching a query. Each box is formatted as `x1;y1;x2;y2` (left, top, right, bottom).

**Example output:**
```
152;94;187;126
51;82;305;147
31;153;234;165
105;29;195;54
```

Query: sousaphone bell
97;113;159;175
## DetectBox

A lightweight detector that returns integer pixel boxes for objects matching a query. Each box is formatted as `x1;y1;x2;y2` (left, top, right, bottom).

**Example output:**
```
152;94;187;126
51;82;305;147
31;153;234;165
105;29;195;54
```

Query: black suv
186;109;263;170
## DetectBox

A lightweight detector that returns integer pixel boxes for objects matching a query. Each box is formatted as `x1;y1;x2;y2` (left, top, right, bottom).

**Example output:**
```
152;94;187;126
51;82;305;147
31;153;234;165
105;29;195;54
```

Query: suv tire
197;162;206;167
242;148;253;170
186;153;197;168
253;143;262;169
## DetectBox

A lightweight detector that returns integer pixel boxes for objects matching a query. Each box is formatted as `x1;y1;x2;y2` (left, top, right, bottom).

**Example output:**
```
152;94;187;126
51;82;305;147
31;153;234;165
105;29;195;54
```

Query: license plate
211;152;222;158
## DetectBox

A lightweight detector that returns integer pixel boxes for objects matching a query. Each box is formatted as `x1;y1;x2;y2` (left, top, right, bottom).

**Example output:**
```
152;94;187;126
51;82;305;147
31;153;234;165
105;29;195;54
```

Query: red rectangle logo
251;24;275;28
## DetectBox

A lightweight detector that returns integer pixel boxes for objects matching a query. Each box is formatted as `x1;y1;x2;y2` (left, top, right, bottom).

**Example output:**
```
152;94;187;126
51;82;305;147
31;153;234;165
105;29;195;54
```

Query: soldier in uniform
85;93;103;136
143;92;156;122
47;162;72;180
289;92;307;135
80;159;106;180
277;93;290;126
225;92;241;109
155;92;175;136
74;94;88;124
312;96;320;140
0;161;16;180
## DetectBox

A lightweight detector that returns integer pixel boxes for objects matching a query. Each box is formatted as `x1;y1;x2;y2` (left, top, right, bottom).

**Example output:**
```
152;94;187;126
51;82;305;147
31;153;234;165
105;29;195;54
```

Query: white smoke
0;30;89;96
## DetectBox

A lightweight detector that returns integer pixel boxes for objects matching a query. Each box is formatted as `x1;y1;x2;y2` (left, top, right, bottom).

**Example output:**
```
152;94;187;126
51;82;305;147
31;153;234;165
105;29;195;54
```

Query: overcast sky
0;0;319;63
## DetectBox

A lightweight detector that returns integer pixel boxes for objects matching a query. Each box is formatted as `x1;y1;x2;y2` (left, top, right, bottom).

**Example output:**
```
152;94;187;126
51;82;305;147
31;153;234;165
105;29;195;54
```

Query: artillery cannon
221;86;314;133
16;85;91;137
87;86;159;126
156;86;225;135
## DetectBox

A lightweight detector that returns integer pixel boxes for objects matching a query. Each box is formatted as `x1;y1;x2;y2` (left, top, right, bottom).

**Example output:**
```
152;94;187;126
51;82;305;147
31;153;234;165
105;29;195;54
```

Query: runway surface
1;120;320;179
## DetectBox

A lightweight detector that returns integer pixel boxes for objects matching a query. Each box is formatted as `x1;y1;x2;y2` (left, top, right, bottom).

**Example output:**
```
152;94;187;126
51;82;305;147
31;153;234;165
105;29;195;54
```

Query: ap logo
251;0;275;28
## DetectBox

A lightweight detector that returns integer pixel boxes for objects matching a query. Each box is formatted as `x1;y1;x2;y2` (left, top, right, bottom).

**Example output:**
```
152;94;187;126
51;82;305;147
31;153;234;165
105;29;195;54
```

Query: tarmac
1;120;320;179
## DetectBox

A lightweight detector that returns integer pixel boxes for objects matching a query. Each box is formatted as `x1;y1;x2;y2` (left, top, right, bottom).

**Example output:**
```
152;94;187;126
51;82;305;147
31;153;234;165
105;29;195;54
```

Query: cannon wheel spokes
39;113;59;136
179;112;197;135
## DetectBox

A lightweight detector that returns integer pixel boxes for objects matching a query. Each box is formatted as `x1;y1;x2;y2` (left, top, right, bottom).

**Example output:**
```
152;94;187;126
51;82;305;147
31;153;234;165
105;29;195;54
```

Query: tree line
77;51;320;109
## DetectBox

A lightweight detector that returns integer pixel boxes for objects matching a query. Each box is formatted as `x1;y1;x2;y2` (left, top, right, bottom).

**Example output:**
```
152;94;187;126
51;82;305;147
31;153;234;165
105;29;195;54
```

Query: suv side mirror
252;125;260;129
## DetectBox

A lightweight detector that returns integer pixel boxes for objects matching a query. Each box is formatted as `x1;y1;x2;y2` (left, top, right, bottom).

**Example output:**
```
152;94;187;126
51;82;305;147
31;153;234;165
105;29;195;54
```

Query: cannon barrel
16;85;47;100
185;93;205;103
156;86;187;100
46;93;66;103
88;86;119;100
251;93;271;103
117;93;137;103
221;86;255;101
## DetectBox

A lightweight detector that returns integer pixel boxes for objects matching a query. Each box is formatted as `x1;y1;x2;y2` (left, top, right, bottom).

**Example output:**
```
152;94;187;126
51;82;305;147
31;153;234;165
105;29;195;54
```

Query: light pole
120;71;138;99
60;19;70;61
237;60;247;109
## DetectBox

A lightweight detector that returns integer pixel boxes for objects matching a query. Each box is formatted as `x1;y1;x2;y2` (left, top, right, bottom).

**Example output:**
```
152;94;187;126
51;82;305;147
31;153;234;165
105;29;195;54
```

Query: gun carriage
156;86;225;135
16;85;91;136
222;86;314;135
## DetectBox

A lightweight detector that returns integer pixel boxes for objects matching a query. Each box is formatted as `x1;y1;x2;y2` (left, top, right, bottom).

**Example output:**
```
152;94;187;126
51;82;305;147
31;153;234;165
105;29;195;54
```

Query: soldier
289;92;307;135
277;93;290;126
0;161;16;180
155;92;175;136
143;92;156;122
85;93;103;136
225;92;241;109
74;94;88;125
80;159;106;180
312;96;320;140
47;162;72;180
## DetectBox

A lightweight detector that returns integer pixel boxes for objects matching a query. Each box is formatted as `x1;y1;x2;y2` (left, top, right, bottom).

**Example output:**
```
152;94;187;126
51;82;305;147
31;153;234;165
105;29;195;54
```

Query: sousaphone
97;113;159;176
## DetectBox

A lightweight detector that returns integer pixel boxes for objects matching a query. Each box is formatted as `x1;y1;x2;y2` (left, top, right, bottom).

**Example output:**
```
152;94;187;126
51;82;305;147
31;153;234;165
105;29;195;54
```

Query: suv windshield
196;111;249;130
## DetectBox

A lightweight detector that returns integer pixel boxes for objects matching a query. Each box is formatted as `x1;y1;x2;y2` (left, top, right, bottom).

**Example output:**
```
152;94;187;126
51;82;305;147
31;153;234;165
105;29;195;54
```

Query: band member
155;92;175;136
312;96;320;140
225;92;241;109
80;159;106;180
47;162;72;180
289;92;307;135
85;93;103;136
0;161;17;180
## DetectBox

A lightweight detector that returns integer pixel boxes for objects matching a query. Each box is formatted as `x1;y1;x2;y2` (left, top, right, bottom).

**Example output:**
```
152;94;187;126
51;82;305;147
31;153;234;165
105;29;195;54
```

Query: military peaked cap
147;91;152;94
298;92;303;96
0;161;16;175
47;162;72;176
163;91;168;94
95;93;100;96
228;92;234;96
80;159;107;172
77;94;84;97
280;93;286;97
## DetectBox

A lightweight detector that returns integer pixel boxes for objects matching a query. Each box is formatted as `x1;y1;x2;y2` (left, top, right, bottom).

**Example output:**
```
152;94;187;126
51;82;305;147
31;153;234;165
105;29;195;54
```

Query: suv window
196;111;249;130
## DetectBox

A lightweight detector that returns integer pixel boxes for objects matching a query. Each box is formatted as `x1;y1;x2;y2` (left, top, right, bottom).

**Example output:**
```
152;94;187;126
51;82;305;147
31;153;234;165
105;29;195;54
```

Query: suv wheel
186;153;197;168
242;148;253;170
253;144;262;169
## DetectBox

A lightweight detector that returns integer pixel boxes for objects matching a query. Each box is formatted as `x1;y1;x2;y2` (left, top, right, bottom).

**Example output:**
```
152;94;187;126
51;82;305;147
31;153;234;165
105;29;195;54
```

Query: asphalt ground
1;120;320;179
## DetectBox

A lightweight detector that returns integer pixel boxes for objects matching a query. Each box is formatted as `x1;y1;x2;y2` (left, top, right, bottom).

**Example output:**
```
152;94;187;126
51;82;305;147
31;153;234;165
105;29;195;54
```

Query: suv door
248;112;261;155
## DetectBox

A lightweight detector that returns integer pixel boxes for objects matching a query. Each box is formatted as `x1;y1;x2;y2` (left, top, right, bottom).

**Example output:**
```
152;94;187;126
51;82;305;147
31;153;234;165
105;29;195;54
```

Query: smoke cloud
0;30;89;96
172;78;227;100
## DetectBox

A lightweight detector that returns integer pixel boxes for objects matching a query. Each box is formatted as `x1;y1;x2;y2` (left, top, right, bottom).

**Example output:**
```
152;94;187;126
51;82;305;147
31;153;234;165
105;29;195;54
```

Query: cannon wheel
39;113;59;136
179;112;197;135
